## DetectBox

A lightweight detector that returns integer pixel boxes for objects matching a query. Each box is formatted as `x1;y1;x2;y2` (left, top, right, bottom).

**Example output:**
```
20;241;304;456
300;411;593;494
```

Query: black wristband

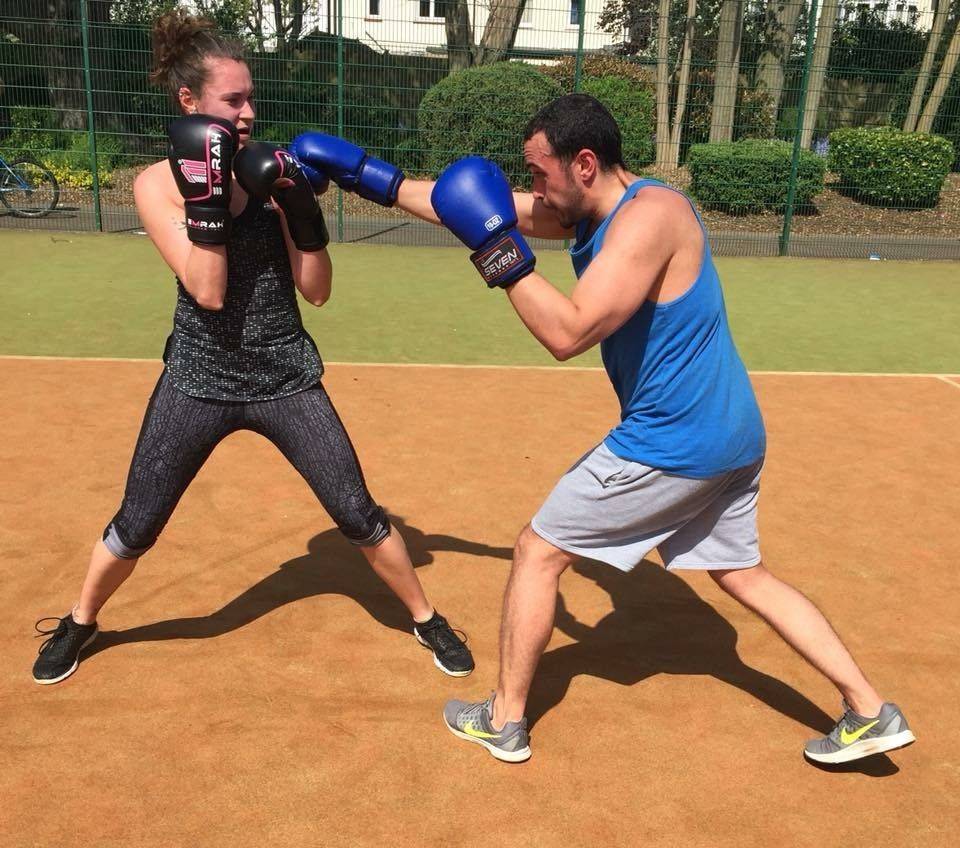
184;204;231;245
286;208;329;252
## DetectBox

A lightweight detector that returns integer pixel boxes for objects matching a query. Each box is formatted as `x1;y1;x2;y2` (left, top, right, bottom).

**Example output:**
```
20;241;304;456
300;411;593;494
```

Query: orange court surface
2;357;958;847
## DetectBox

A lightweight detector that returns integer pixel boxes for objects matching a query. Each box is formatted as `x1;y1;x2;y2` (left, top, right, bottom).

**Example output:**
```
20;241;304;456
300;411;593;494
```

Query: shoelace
34;616;70;655
419;617;469;654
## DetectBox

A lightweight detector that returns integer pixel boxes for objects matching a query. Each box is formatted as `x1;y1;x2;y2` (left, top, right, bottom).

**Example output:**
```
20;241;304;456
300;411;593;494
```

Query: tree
669;0;697;164
917;15;960;133
110;0;250;40
799;0;839;149
903;1;950;132
46;0;86;131
754;0;803;118
709;0;743;142
655;0;672;165
443;0;529;73
656;0;697;167
599;0;658;56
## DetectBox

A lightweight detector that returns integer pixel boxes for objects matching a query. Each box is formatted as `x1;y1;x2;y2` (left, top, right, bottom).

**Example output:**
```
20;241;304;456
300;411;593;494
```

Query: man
290;95;914;766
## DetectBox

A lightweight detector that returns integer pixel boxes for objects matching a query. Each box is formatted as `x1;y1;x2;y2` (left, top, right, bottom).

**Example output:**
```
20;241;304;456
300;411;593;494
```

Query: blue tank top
570;179;765;478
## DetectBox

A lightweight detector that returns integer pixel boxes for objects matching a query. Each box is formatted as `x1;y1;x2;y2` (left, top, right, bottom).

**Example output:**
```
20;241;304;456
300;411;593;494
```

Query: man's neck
584;167;640;233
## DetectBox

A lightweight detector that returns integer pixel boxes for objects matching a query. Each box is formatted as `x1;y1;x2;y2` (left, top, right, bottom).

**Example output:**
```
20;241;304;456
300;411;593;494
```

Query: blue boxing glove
290;131;404;207
431;156;536;289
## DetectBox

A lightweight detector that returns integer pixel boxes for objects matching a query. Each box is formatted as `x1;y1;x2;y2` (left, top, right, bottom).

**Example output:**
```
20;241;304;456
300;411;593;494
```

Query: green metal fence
1;1;958;258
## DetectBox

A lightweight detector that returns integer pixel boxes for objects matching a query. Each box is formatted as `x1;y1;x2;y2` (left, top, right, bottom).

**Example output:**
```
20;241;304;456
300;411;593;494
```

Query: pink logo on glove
179;159;209;185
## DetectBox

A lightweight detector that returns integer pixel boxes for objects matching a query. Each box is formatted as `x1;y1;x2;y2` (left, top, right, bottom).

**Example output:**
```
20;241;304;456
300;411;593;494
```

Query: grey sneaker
443;693;531;763
33;613;98;685
805;701;915;764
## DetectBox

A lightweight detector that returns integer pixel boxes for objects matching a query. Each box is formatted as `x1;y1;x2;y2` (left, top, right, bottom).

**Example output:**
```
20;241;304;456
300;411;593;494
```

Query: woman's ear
178;86;199;115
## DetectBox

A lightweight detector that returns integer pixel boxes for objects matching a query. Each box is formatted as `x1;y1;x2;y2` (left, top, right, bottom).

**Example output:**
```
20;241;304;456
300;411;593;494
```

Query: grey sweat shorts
531;442;763;572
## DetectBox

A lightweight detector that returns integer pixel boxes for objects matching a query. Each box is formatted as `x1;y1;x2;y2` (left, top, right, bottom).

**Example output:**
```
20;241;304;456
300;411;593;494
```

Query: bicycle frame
0;156;32;192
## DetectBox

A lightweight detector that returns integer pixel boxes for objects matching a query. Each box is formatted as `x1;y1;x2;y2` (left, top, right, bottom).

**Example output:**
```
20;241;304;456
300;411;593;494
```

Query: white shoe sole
414;631;473;677
444;714;532;763
804;729;916;764
33;628;98;685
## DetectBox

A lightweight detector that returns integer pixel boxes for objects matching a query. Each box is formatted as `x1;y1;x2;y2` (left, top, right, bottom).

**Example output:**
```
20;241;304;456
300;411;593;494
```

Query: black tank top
163;196;323;401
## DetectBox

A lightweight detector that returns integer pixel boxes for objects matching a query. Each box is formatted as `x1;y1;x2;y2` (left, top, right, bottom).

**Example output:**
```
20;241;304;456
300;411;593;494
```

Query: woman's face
181;58;255;145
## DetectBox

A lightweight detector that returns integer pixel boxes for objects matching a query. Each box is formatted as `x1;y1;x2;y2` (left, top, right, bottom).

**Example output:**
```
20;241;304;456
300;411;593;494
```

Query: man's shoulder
606;185;697;244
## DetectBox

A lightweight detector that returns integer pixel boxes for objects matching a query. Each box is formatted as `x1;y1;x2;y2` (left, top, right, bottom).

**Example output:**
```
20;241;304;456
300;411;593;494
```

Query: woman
33;9;472;684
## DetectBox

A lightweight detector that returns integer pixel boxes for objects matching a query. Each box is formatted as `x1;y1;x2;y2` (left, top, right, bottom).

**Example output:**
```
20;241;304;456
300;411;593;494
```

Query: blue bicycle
0;153;59;217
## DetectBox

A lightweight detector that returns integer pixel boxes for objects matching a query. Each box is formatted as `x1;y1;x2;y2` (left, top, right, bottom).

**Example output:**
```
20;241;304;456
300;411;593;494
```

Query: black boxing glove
167;114;239;245
233;141;329;252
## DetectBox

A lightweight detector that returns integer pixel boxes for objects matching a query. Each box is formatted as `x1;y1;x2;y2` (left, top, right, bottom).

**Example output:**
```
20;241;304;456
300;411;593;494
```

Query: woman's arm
280;216;333;306
134;163;228;310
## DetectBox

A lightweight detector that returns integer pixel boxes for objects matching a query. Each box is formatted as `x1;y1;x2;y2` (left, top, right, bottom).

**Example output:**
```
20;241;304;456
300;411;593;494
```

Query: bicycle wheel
0;158;60;217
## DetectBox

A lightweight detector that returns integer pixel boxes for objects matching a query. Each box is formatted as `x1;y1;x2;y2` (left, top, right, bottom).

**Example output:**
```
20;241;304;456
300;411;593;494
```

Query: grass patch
1;230;957;372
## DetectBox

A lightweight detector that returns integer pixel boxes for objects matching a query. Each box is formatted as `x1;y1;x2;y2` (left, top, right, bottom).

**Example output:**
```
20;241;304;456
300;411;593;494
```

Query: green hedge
578;76;655;170
540;55;654;91
828;126;954;208
538;57;656;170
688;139;825;214
417;62;562;181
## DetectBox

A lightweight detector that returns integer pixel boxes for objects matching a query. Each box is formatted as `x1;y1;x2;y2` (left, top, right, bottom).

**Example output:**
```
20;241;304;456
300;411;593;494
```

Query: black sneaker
414;611;474;677
33;613;98;685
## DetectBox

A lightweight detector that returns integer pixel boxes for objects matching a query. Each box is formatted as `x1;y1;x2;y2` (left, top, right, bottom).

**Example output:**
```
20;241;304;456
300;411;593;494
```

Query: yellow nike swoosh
840;719;880;745
463;722;500;740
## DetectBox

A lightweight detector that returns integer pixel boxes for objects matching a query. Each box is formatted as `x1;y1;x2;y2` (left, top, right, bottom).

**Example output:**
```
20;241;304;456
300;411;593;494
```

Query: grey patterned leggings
103;371;389;558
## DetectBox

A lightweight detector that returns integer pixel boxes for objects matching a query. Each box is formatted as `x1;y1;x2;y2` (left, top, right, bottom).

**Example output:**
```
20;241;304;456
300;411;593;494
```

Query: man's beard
556;183;586;229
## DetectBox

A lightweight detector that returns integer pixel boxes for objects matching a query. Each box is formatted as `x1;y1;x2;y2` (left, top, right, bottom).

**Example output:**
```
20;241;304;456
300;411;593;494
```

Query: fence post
336;0;345;242
573;1;586;92
79;0;102;232
779;0;819;257
564;4;587;251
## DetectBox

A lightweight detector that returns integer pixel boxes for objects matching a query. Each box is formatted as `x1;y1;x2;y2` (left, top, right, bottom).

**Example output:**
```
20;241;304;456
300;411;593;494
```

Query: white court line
0;354;958;380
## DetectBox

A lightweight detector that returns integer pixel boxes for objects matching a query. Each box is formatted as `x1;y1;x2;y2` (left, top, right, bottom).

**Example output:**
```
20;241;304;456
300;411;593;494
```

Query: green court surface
1;229;957;372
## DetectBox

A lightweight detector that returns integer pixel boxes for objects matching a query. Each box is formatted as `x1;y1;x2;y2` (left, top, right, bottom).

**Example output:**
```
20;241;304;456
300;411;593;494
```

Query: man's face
523;131;587;229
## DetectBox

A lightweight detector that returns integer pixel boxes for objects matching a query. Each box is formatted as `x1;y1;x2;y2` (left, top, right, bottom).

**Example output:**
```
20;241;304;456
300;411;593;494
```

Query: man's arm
396;178;573;240
504;193;676;360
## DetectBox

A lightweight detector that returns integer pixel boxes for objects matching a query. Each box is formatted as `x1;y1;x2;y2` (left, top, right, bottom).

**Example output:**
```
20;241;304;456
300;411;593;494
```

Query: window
369;0;380;15
419;0;447;17
569;0;581;27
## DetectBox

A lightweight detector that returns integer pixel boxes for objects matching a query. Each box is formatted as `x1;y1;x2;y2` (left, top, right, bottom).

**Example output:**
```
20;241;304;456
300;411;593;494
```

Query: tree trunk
904;1;949;132
290;0;304;43
444;0;476;73
246;1;267;53
799;0;839;150
655;0;672;168
90;0;113;24
916;18;960;134
709;0;743;143
668;0;697;167
272;0;287;48
476;0;527;65
754;0;803;116
47;0;86;132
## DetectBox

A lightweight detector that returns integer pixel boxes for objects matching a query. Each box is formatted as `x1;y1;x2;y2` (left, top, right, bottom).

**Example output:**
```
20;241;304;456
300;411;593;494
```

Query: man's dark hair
524;94;624;170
